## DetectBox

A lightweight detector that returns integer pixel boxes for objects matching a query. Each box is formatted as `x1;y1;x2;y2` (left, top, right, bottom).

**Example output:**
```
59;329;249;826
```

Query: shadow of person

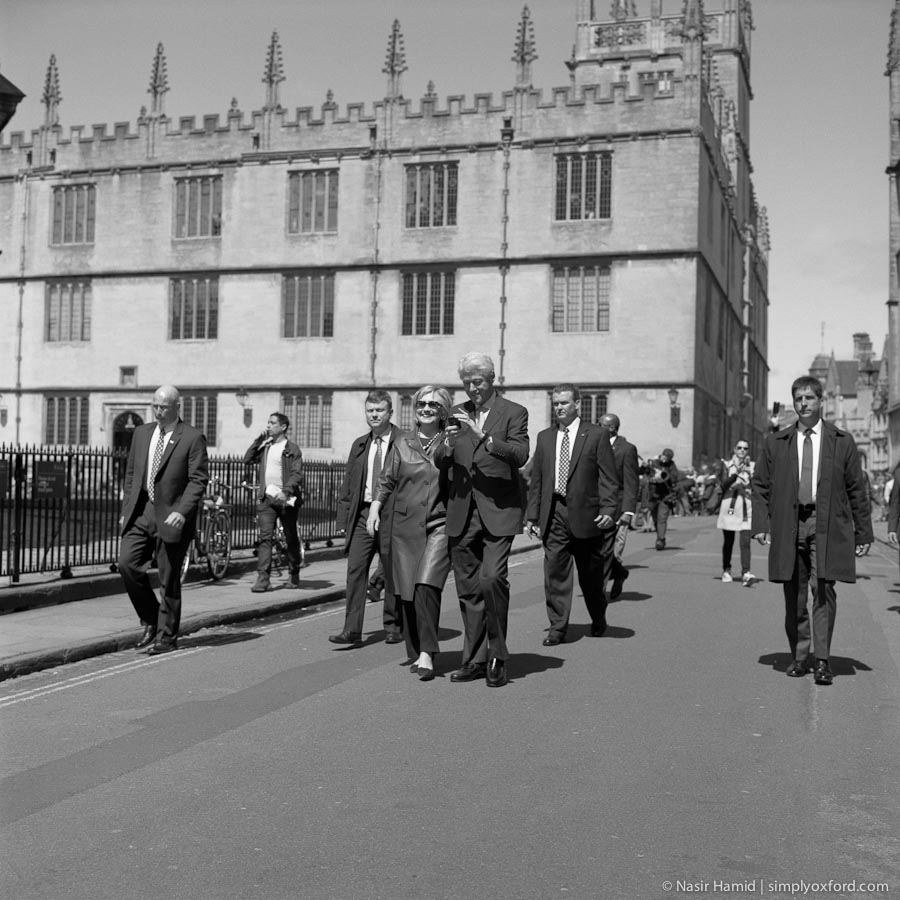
758;651;872;677
180;630;263;649
564;623;635;641
508;652;565;680
619;591;653;603
437;627;462;642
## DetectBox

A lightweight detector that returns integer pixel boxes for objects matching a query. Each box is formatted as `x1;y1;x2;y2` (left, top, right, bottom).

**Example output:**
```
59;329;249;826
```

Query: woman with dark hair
716;439;756;585
367;385;453;681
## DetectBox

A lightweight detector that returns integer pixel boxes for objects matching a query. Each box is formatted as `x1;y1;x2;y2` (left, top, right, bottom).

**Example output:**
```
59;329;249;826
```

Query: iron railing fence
0;444;346;582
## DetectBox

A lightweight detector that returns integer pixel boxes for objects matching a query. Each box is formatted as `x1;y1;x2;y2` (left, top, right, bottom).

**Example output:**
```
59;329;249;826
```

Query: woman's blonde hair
413;385;453;423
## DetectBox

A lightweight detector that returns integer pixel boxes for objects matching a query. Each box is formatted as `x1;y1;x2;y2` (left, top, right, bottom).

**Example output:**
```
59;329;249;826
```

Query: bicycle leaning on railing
180;478;233;582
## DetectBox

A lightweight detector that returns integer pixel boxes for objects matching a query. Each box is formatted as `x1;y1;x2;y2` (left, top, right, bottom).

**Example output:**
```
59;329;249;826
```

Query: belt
553;493;567;505
798;503;816;512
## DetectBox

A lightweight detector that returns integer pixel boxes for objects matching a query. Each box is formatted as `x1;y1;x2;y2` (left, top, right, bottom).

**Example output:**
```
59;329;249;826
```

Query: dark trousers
721;530;751;574
118;497;192;644
783;511;837;662
341;506;401;637
401;583;442;657
650;498;671;540
601;521;628;585
256;498;301;577
543;498;607;637
450;506;513;663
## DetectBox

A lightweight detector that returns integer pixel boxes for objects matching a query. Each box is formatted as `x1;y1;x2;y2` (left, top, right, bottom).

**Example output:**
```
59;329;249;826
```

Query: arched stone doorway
113;411;143;454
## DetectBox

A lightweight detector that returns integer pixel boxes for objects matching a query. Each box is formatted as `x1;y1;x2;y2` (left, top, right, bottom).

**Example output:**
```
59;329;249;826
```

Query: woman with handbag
716;440;757;586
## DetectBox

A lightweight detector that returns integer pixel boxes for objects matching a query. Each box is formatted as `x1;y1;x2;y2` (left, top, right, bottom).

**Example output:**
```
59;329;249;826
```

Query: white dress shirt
796;420;822;502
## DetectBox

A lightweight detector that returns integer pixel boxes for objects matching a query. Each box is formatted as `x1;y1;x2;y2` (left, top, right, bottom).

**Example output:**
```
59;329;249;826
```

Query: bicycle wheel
180;541;194;584
205;510;232;580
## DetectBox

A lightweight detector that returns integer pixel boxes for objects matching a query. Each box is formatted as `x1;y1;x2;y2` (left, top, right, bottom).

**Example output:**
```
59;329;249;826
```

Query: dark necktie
557;428;570;494
373;437;383;478
798;428;813;505
149;428;165;502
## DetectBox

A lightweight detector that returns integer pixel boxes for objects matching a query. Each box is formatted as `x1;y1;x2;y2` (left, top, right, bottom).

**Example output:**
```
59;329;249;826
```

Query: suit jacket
376;431;452;600
526;421;619;539
435;394;529;538
888;466;899;534
751;420;873;583
121;420;209;543
610;434;639;519
243;435;304;502
336;423;401;553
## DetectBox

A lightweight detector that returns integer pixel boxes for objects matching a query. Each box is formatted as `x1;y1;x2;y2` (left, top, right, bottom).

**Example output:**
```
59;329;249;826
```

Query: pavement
1;517;895;683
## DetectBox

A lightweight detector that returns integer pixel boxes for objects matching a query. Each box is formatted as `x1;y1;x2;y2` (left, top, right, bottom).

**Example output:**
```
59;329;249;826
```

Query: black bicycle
180;478;233;582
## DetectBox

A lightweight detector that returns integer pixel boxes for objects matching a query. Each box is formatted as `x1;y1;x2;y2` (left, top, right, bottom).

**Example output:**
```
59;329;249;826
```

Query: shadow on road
758;651;873;677
180;631;263;649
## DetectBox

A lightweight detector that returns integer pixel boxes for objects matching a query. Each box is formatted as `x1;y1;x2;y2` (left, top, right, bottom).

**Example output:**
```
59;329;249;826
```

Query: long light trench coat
375;431;452;602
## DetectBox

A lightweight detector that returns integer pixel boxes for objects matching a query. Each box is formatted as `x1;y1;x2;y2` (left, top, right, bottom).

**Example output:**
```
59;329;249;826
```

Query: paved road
2;518;899;900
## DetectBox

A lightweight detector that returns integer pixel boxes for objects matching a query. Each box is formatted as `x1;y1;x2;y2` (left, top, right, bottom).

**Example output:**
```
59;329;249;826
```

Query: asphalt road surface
2;519;899;900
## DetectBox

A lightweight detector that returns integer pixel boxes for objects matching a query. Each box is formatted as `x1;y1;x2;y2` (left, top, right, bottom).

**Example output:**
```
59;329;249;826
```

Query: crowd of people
115;367;887;689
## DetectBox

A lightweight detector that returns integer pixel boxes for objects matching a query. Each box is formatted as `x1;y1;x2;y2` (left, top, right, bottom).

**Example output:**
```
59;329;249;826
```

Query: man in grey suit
118;385;209;654
599;413;639;599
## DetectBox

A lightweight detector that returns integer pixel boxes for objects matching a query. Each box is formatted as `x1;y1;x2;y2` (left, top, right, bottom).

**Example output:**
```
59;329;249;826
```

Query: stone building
0;0;769;464
886;0;900;470
808;332;890;476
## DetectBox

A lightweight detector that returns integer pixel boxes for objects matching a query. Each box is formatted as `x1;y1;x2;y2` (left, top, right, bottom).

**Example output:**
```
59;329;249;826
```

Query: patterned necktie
149;428;165;502
557;428;570;494
798;428;813;505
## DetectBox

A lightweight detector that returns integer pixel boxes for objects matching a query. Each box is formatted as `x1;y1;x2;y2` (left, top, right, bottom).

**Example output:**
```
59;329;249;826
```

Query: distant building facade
0;0;769;464
887;0;900;469
808;332;890;476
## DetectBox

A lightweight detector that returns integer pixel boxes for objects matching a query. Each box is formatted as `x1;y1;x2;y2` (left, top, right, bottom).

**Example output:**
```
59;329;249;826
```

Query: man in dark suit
436;352;529;687
527;386;619;643
752;375;873;686
118;384;209;654
328;390;403;646
599;413;639;599
887;463;899;566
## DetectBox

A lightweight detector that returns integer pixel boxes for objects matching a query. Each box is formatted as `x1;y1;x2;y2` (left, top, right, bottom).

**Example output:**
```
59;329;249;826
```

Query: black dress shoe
813;660;834;685
609;569;629;600
785;659;809;677
328;631;362;645
146;640;177;655
542;634;563;646
418;666;435;682
486;658;508;688
384;632;404;644
450;662;487;683
135;625;157;649
590;619;607;637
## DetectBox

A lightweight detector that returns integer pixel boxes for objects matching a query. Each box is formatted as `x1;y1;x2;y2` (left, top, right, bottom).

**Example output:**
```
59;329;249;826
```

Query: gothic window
287;170;339;233
401;271;455;335
554;153;611;221
174;176;222;238
169;277;219;340
51;184;96;245
282;272;335;337
45;280;91;342
405;162;458;228
282;392;332;448
551;264;611;333
181;394;217;446
44;395;89;445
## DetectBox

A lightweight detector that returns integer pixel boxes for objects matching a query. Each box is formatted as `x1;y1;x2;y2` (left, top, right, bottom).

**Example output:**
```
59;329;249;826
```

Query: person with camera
243;413;304;592
645;448;680;550
716;439;756;585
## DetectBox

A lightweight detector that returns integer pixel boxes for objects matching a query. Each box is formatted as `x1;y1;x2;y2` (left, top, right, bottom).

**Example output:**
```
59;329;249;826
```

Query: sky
1;0;893;405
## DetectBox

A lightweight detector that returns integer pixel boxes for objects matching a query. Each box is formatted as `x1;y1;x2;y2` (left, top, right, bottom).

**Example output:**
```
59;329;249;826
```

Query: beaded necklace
417;430;440;452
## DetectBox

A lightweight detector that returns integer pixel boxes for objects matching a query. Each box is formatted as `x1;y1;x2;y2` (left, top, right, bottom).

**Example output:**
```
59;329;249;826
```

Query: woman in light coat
367;386;452;681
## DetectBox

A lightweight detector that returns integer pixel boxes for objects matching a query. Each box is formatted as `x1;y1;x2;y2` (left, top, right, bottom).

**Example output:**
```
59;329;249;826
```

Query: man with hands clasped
751;375;873;686
526;385;619;644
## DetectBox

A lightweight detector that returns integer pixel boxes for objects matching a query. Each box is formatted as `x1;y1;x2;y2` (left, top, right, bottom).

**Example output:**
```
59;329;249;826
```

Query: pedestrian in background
437;352;529;688
367;385;453;681
887;462;899;569
329;390;404;647
716;439;756;586
526;385;618;643
118;384;209;654
598;413;639;599
243;413;304;592
751;375;873;686
645;448;680;550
